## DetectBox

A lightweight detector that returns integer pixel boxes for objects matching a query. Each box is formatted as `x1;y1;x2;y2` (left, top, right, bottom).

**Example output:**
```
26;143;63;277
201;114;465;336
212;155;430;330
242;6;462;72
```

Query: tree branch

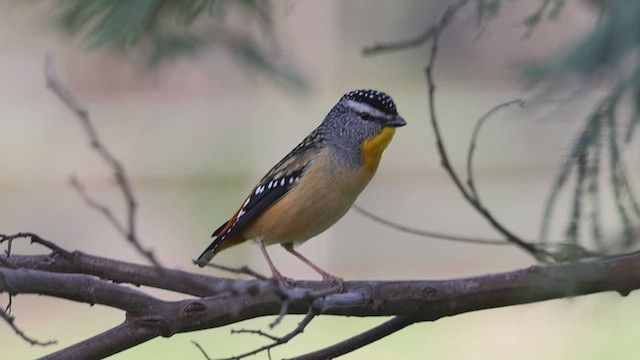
4;243;640;357
290;316;415;360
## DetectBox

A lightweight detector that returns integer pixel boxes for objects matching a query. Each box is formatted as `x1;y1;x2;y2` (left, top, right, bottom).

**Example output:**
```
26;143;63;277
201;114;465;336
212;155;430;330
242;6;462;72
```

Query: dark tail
196;220;230;267
195;237;223;267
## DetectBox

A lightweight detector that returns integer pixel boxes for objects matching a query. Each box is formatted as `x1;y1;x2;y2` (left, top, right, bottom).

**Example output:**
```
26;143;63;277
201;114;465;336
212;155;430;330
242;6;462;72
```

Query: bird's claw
322;274;344;291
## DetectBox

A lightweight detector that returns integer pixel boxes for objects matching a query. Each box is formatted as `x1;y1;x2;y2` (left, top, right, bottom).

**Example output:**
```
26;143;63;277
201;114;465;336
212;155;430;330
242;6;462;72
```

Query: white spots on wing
289;177;294;184
237;209;246;219
280;178;286;186
243;197;251;207
255;185;266;195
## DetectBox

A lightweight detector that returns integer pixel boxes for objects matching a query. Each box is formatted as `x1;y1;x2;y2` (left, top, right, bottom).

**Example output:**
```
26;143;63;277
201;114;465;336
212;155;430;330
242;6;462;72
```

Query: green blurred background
1;1;639;359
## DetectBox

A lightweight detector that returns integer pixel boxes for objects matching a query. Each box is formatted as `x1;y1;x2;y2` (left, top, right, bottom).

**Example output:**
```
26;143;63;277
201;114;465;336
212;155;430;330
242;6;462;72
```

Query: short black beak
387;115;407;127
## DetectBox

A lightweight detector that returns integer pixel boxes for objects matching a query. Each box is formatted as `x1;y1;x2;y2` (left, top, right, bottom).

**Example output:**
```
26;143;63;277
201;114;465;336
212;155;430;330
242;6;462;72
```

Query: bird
196;89;406;285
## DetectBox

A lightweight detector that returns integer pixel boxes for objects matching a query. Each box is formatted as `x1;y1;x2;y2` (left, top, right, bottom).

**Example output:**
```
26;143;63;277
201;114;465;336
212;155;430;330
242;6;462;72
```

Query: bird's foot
322;274;344;291
272;273;296;287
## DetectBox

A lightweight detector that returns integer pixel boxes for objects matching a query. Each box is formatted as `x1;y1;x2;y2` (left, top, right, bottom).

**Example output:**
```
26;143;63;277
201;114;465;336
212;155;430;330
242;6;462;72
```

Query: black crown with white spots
341;89;397;115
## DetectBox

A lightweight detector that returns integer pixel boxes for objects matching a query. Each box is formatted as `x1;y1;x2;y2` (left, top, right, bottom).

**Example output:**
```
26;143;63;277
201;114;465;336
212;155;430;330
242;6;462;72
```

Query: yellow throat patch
361;127;396;172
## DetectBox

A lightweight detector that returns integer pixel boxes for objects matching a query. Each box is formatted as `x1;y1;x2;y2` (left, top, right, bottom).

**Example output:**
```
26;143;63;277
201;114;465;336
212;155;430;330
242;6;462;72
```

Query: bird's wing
197;127;324;264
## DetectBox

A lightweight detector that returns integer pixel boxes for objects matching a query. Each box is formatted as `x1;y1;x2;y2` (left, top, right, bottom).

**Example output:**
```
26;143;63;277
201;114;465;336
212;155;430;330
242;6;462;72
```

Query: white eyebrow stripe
344;99;388;118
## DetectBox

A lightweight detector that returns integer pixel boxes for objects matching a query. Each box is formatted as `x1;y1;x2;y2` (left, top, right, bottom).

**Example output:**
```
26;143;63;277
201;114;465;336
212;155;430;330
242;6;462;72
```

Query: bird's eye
359;112;370;120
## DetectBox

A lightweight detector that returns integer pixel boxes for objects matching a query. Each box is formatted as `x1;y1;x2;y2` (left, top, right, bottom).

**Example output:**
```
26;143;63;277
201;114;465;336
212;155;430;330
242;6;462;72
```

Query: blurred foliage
50;0;307;88
475;0;566;35
530;0;640;252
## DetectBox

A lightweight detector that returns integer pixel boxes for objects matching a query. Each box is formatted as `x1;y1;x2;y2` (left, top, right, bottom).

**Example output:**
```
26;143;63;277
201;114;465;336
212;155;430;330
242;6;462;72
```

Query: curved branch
0;308;57;347
466;99;526;200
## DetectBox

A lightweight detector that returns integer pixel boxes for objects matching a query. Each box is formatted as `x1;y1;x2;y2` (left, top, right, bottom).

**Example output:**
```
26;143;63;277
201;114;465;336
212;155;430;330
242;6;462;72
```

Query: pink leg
258;238;293;285
282;243;343;287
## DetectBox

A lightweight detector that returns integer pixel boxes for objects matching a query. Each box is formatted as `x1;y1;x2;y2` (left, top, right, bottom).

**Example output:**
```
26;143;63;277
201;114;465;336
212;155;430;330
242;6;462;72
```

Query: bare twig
0;308;57;347
466;99;526;200
195;261;268;280
290;316;415;360
208;308;317;360
192;341;213;360
44;55;161;267
423;4;548;261
231;328;280;341
352;205;508;246
69;176;128;238
362;0;471;56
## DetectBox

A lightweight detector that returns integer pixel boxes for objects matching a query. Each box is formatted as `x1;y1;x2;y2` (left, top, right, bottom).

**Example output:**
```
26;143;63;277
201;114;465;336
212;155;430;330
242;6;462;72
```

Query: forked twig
194;308;316;360
44;55;161;267
0;232;72;258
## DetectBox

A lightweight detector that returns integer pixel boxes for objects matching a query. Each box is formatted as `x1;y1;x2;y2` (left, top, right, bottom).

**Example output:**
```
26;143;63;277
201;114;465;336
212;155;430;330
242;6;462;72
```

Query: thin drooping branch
352;205;508;246
291;316;416;360
44;55;160;267
0;307;57;347
423;4;547;261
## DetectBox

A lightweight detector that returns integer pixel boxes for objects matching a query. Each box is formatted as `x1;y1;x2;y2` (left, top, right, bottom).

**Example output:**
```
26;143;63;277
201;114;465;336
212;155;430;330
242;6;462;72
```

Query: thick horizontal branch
4;248;640;358
3;250;640;328
0;267;162;313
1;251;226;297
